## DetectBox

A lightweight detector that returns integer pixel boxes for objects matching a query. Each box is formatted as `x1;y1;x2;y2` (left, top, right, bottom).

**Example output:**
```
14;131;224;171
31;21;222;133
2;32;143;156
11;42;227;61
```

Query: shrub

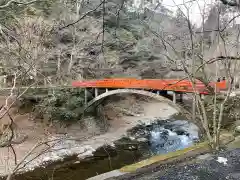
35;88;90;122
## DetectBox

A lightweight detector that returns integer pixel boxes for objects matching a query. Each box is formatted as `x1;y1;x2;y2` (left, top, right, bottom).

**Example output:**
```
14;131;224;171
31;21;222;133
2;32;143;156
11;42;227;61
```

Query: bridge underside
83;88;191;118
84;88;181;104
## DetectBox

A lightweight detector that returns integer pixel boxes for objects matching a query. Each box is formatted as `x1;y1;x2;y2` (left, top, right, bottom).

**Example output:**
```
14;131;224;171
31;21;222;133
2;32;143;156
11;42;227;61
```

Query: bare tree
122;0;240;149
146;0;238;149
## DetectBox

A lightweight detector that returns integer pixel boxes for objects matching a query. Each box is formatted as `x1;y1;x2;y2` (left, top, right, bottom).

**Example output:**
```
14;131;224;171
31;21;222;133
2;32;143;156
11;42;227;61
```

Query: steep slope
0;0;189;85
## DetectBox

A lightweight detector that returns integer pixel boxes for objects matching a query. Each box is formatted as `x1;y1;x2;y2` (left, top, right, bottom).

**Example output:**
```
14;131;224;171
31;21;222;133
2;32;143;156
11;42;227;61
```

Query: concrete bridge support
84;88;88;107
173;92;176;104
94;88;98;97
179;93;183;103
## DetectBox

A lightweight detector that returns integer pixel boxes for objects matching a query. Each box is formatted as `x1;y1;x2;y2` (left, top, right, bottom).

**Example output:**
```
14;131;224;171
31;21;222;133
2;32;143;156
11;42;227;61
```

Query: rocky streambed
7;118;200;180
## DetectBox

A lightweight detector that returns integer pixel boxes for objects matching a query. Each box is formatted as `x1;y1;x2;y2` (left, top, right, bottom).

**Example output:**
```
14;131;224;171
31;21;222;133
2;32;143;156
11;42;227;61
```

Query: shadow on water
11;118;200;180
11;144;144;180
13;148;142;180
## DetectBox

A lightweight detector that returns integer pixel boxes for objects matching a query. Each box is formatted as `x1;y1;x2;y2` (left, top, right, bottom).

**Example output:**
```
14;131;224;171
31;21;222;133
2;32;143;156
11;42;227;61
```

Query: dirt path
0;95;178;176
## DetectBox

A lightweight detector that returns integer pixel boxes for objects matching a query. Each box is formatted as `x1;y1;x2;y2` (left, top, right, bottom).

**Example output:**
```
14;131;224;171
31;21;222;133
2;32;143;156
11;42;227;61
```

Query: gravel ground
108;148;240;180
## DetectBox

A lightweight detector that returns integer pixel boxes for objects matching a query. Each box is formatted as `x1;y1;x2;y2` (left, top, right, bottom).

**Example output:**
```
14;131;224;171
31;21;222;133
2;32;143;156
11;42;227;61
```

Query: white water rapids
149;120;199;154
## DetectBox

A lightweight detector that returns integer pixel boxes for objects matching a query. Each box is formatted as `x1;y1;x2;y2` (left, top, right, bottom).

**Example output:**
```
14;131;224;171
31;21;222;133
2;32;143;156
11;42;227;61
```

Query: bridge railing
72;78;228;94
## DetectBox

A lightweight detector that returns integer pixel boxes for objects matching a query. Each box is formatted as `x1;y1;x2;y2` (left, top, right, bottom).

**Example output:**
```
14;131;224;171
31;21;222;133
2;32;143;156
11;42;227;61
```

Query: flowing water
127;119;199;156
148;120;199;154
11;119;200;180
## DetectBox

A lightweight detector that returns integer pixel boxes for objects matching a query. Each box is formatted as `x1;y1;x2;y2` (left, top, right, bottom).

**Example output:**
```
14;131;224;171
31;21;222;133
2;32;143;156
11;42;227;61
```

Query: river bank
0;95;179;177
10;118;200;180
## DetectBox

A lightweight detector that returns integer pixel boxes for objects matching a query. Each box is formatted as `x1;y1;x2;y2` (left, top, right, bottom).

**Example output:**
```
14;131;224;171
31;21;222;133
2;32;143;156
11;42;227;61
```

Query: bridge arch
84;89;190;118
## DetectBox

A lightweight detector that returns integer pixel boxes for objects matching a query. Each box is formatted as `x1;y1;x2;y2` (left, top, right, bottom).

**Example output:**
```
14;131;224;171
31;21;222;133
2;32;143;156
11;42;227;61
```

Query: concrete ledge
119;142;210;173
87;142;210;180
87;170;126;180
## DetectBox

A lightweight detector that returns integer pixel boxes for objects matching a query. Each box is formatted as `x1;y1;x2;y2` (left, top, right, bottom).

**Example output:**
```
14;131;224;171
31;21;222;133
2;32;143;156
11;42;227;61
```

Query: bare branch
59;1;104;30
0;0;39;9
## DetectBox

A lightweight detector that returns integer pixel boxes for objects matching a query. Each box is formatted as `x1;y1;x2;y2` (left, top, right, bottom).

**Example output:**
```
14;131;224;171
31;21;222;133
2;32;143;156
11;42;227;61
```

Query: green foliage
35;88;87;122
105;28;137;51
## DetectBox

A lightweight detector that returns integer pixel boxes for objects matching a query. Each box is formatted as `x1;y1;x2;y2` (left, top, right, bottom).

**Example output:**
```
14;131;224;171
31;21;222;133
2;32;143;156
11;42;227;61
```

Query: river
12;118;200;180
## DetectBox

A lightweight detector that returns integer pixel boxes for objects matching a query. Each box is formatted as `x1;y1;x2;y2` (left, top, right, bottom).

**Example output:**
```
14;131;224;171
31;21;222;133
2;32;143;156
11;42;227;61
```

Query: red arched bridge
72;78;227;110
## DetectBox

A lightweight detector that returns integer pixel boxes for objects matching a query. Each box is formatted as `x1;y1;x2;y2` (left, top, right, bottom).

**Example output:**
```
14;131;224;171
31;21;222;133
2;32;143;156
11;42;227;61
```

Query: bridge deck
72;78;227;94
